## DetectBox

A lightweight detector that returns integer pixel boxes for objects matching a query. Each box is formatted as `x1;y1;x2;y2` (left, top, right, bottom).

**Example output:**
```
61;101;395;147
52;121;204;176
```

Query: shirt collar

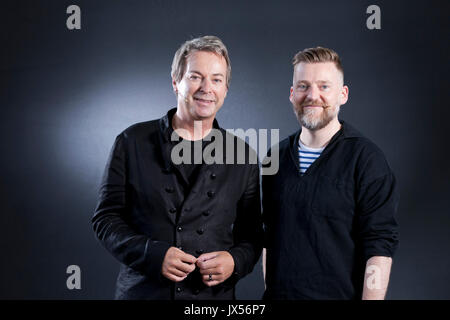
159;107;222;143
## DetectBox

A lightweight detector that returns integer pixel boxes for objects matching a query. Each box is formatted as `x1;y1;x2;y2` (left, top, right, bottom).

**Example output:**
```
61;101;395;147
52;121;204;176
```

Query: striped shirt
298;140;324;174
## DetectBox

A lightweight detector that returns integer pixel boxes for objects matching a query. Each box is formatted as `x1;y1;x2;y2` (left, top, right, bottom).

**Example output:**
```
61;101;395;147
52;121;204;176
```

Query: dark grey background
1;0;449;299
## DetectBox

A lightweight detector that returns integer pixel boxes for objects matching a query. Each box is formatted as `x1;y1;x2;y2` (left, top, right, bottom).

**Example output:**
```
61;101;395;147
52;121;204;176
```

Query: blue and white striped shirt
298;140;324;174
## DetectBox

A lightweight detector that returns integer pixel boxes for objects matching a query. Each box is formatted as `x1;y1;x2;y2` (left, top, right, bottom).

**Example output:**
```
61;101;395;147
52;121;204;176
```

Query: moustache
300;102;331;109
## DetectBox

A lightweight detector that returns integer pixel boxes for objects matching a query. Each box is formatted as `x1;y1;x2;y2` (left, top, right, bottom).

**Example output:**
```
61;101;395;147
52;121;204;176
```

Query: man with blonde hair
93;36;263;300
262;47;399;300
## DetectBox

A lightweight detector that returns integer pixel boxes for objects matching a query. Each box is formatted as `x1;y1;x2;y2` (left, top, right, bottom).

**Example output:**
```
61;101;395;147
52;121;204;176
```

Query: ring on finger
208;274;212;281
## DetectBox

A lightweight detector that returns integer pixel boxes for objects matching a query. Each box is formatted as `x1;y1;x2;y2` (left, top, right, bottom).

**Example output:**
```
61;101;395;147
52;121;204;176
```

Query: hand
161;247;197;282
196;251;235;287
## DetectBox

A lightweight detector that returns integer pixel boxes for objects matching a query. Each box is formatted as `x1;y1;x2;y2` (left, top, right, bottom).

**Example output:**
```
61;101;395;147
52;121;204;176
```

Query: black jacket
92;109;263;300
263;121;399;300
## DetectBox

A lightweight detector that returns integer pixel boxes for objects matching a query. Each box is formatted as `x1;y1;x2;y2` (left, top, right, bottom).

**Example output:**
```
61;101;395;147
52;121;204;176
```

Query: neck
172;109;214;141
299;118;342;148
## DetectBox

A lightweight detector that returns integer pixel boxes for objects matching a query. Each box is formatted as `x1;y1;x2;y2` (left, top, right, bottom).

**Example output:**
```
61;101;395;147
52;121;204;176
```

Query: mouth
194;97;215;104
303;105;323;108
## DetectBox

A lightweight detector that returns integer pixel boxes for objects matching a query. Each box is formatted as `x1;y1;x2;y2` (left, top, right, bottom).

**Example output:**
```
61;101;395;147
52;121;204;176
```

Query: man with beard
92;36;263;299
262;47;399;300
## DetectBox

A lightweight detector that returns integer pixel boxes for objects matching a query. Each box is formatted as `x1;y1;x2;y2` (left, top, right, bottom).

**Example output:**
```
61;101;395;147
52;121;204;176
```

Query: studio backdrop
1;0;449;299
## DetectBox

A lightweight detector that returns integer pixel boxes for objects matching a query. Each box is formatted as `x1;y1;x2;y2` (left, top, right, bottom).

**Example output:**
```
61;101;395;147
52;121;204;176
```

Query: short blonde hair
292;46;344;80
171;35;231;87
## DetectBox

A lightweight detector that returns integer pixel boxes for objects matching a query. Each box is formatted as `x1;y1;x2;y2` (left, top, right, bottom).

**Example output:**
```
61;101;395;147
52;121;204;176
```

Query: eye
189;75;200;80
297;84;308;90
213;79;222;83
321;85;329;90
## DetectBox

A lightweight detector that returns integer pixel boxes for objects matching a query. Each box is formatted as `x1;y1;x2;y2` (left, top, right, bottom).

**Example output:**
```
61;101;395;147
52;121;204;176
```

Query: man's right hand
161;247;197;282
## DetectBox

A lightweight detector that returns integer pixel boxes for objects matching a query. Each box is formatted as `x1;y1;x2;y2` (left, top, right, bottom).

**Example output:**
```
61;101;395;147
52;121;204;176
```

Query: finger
196;256;219;270
168;274;187;282
198;267;220;275
169;267;189;278
197;259;219;270
179;252;197;264
163;272;186;283
202;273;221;282
174;261;196;274
197;252;219;263
203;278;221;287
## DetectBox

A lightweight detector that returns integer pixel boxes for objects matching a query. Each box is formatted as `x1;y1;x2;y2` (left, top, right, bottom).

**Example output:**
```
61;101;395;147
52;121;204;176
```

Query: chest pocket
310;174;355;223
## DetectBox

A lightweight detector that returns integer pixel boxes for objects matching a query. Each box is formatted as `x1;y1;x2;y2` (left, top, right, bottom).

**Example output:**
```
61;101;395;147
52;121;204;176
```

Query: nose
306;85;320;101
200;78;212;93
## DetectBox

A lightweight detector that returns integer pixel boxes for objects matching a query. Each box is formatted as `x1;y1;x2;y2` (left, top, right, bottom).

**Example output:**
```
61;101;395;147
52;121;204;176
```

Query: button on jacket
92;109;263;300
263;122;399;300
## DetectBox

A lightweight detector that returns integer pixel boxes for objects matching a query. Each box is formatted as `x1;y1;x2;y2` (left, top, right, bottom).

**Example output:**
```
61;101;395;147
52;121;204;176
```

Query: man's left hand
196;251;235;287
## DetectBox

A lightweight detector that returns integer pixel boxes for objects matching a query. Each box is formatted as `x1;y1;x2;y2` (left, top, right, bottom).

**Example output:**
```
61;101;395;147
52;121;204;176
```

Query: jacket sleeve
228;160;264;283
356;148;400;263
91;133;170;279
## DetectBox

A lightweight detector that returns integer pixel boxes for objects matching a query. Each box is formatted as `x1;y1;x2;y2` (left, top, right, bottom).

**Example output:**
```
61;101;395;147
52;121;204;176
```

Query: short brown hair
171;35;231;87
292;46;344;80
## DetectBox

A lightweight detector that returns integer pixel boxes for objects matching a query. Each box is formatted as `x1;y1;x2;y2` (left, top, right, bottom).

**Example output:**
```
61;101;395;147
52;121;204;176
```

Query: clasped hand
161;247;235;286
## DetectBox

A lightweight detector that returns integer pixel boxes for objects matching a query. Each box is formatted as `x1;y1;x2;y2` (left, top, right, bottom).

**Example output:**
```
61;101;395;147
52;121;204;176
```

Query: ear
289;86;294;103
172;77;178;95
339;85;349;105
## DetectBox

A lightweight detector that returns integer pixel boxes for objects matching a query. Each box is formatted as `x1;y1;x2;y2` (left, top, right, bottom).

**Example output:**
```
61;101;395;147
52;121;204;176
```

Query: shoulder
346;136;386;158
340;122;387;158
279;133;294;151
340;123;394;182
265;130;297;158
108;120;161;152
107;120;160;149
120;119;160;139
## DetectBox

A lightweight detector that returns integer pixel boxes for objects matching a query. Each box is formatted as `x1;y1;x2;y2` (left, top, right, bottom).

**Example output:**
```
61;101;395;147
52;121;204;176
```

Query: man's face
173;50;228;121
290;62;348;130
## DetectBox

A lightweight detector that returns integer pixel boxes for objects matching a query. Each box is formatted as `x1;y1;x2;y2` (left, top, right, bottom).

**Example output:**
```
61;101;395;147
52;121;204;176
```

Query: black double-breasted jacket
92;109;263;300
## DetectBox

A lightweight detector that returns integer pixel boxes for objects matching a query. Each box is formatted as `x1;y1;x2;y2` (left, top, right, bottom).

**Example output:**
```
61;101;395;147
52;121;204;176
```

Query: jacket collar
337;120;365;139
289;120;365;169
291;120;364;148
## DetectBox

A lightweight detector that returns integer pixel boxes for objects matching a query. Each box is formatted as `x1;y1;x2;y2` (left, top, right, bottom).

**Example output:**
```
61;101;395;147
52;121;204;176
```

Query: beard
293;101;340;131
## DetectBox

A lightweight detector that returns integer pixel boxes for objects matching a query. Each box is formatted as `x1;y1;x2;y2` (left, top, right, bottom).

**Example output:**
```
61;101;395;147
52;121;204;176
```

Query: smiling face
290;62;348;130
173;50;228;121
